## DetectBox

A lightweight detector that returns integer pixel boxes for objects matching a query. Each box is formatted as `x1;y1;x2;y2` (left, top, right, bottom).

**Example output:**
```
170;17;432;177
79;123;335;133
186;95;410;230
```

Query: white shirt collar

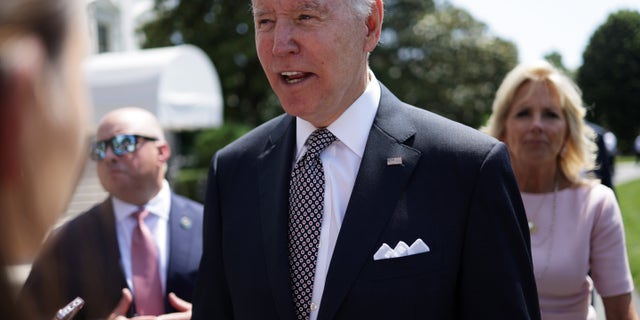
113;179;171;222
296;71;381;158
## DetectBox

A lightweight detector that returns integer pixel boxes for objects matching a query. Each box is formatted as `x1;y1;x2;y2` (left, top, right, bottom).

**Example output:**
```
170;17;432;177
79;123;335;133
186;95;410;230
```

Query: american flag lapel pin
386;157;403;166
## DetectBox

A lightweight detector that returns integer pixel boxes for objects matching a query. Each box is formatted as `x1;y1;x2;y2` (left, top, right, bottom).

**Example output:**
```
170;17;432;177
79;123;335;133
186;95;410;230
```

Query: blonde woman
483;61;637;320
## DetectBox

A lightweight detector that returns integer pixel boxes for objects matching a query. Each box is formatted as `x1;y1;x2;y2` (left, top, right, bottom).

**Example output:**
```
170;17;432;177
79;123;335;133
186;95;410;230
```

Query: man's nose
272;21;299;55
102;144;118;161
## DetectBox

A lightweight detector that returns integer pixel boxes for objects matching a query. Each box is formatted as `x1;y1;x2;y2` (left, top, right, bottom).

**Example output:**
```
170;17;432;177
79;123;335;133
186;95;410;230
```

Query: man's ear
157;142;172;163
0;35;46;184
364;0;384;52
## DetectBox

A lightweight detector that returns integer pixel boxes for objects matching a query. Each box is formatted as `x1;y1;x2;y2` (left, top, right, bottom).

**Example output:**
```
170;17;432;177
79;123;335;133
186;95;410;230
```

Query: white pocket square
373;239;430;261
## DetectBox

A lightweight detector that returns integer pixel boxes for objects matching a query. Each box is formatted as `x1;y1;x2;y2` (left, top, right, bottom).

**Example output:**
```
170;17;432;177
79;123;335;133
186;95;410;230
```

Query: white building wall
86;0;154;53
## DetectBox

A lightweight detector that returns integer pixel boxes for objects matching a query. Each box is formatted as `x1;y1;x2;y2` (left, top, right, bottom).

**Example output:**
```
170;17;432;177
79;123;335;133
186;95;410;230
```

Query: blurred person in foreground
0;0;91;318
20;107;203;319
482;61;637;320
192;0;540;319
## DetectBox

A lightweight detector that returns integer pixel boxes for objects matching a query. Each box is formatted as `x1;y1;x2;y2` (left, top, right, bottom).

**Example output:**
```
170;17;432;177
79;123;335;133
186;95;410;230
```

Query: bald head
97;107;165;141
94;107;171;205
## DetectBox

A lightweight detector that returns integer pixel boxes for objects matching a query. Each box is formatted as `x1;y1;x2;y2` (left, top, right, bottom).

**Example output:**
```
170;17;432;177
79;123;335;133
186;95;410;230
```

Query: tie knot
132;208;149;221
305;128;336;157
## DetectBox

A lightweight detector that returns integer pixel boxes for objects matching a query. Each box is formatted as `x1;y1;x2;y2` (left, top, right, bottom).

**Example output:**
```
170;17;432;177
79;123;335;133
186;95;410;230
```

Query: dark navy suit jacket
192;84;540;319
20;193;203;319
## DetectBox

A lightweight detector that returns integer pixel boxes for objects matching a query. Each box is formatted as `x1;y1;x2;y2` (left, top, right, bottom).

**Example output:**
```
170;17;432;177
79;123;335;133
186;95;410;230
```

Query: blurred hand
155;292;192;320
108;288;133;320
107;289;192;320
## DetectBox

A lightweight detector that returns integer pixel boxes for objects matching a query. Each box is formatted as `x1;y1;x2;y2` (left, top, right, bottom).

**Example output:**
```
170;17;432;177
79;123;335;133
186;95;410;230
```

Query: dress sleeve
589;184;634;297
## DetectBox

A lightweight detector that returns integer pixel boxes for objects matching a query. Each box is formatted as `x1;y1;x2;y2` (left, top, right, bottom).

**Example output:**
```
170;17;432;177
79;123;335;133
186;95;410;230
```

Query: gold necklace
533;178;559;281
527;196;547;235
527;178;559;236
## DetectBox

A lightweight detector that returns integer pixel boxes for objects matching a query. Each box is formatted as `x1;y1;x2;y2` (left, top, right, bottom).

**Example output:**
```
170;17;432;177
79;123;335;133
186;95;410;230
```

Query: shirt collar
296;71;381;158
113;179;171;222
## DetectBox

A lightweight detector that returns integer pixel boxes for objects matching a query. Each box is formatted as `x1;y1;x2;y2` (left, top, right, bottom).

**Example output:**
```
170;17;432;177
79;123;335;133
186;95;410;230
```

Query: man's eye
298;14;312;21
257;19;274;27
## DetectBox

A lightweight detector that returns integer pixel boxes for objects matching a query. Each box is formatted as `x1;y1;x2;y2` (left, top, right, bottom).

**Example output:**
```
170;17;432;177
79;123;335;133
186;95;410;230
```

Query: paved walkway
595;161;640;319
614;161;640;186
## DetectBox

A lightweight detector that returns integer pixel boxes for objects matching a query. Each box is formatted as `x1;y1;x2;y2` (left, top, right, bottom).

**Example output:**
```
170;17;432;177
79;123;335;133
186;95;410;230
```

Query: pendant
528;221;537;234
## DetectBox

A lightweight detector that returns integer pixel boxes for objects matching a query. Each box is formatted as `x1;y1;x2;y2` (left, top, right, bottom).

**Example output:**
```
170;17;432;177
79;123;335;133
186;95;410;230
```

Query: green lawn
616;155;636;164
618;179;640;289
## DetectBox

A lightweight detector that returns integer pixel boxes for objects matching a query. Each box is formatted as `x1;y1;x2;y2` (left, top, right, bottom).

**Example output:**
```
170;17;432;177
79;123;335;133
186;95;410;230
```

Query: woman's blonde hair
481;60;597;184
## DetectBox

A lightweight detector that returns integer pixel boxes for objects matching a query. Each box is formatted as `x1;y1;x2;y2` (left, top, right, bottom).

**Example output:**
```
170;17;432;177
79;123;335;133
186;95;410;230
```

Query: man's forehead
252;0;327;14
97;119;153;139
97;126;134;139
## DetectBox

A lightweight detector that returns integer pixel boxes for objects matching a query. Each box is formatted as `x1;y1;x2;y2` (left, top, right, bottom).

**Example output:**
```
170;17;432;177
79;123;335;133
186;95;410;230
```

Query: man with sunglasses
20;107;203;320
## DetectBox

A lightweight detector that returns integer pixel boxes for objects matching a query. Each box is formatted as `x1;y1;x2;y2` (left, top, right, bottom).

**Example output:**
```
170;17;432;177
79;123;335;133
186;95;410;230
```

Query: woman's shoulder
586;181;616;201
567;180;615;201
568;182;620;224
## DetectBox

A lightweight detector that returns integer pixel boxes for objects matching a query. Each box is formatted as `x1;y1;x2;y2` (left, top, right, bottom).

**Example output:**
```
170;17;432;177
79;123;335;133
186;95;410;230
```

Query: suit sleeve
459;142;541;319
18;231;72;320
192;154;234;319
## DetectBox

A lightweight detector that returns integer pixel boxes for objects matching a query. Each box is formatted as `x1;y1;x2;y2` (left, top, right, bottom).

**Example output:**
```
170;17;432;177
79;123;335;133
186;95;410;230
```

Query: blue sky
445;0;640;70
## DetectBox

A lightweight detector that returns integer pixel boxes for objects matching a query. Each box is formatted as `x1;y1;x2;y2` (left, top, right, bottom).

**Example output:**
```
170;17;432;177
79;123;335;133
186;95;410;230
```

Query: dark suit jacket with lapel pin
19;193;203;319
192;84;540;319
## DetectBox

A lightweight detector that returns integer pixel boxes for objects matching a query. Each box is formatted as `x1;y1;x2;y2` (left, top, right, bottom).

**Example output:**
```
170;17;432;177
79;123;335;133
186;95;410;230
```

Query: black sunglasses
90;134;158;161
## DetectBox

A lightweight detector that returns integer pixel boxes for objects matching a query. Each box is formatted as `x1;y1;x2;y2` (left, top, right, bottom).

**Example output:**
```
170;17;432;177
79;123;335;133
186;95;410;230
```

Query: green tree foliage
140;0;282;126
371;1;518;127
172;122;252;201
544;51;574;78
577;10;640;152
192;122;252;167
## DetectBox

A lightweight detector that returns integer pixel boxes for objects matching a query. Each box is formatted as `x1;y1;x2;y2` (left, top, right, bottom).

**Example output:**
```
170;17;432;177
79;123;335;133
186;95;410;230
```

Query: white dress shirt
114;179;172;294
294;73;381;320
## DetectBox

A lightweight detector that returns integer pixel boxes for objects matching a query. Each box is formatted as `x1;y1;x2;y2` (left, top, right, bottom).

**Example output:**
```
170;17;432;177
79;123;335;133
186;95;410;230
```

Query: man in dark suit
20;107;203;319
192;0;540;319
586;121;616;190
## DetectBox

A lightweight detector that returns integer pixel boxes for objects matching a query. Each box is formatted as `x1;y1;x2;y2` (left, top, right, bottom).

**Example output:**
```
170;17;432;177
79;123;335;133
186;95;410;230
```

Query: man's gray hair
349;0;376;19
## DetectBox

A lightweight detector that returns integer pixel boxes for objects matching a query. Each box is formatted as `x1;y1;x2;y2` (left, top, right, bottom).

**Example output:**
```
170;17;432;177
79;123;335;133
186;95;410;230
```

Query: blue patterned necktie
288;128;336;320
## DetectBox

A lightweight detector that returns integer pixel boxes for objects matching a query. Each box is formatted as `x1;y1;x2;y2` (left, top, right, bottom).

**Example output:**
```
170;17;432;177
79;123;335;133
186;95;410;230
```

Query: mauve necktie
288;128;336;320
131;208;164;315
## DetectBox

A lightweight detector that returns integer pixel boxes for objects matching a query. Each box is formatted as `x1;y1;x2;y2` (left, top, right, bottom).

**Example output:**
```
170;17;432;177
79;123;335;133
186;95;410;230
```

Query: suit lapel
166;195;194;291
97;199;127;284
318;87;421;320
96;199;134;315
257;115;297;320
